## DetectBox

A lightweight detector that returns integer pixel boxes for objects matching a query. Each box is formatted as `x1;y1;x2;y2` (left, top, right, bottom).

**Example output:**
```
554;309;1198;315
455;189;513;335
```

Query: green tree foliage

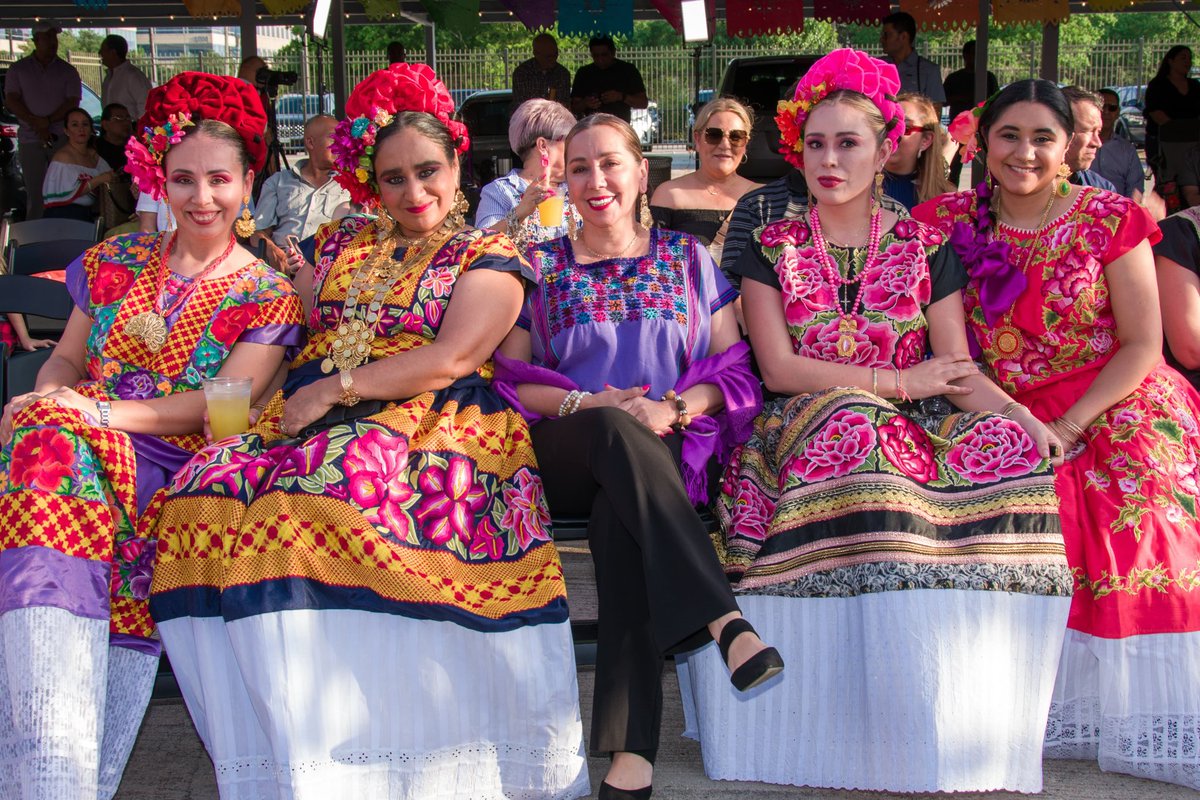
21;29;105;57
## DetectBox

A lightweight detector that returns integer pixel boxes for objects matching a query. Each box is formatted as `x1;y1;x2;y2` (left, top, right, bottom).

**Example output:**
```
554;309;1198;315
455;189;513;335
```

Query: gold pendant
124;311;169;353
992;325;1024;359
836;317;858;358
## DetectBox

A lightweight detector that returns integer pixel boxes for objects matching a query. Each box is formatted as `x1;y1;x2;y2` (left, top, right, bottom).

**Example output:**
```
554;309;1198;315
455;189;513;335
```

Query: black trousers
532;407;738;757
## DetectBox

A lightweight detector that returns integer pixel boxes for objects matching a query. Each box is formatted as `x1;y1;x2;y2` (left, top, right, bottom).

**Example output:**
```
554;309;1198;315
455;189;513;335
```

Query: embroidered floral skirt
147;377;588;799
0;401;168;799
1017;363;1200;789
677;387;1072;792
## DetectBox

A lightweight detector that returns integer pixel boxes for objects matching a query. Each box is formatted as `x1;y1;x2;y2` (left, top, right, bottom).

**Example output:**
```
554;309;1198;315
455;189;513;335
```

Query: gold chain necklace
577;226;643;260
320;226;452;374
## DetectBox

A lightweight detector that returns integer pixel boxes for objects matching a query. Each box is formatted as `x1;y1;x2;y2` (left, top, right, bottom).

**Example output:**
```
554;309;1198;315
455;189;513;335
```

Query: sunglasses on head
904;124;932;136
1102;103;1120;112
703;127;749;146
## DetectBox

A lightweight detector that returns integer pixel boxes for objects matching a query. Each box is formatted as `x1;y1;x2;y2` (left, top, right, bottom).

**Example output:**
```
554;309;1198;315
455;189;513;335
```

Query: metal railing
7;39;1191;145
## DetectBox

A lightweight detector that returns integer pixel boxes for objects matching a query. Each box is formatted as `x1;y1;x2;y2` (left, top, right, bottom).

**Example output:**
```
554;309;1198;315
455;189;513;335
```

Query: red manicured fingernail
642;385;650;391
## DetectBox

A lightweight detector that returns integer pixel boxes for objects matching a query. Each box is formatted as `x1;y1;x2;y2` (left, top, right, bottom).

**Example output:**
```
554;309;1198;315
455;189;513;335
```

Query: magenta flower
730;478;775;541
344;428;413;535
945;417;1040;484
500;467;552;550
416;456;488;546
878;414;938;483
795;408;876;481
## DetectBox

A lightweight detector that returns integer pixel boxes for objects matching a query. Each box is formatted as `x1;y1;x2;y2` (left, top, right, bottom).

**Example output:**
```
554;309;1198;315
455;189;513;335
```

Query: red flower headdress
775;49;904;170
331;63;470;208
125;72;268;200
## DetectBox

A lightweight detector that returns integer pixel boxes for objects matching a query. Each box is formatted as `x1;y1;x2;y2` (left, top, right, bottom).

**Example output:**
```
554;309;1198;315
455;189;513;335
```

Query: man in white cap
5;20;82;219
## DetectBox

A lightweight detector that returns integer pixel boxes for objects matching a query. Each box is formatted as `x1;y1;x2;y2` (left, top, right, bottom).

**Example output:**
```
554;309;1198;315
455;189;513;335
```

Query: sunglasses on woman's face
703;128;749;146
904;124;932;136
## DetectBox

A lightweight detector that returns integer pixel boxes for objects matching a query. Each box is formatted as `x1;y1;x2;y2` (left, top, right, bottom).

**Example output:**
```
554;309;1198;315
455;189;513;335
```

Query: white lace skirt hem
1044;628;1200;790
676;590;1070;793
0;606;157;800
157;608;590;800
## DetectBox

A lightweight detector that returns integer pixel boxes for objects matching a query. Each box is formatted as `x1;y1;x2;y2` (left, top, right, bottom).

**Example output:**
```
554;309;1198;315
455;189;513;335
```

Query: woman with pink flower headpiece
144;63;589;798
0;71;303;799
677;49;1073;792
915;79;1200;790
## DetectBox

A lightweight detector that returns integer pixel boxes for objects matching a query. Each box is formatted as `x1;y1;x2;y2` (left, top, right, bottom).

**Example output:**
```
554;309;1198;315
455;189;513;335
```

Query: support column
971;0;989;185
425;23;437;71
331;0;347;117
239;0;257;62
1040;22;1059;83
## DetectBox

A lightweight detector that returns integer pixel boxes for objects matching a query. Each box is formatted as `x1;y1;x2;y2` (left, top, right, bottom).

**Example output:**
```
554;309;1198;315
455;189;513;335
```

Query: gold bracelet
1056;415;1087;440
1000;401;1027;417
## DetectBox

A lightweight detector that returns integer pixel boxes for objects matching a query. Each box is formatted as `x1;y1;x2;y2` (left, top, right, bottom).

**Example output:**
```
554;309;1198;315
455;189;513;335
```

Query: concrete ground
114;542;1195;799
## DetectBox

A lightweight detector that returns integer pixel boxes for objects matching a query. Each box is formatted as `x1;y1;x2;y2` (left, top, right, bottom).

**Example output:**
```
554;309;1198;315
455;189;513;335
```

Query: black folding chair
1;217;98;250
0;275;73;403
6;239;94;276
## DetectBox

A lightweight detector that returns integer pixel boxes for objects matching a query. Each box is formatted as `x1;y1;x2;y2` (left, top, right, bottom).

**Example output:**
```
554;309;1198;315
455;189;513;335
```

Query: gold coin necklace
320;226;451;374
125;232;237;353
988;187;1058;359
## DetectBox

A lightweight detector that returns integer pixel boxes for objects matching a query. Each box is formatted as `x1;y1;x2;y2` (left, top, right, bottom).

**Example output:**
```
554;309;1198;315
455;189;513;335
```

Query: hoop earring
445;189;469;231
740;152;748;165
639;193;652;229
234;195;256;238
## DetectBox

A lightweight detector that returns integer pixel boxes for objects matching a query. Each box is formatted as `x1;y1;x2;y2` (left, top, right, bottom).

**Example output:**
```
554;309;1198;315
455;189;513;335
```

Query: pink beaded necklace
808;202;883;358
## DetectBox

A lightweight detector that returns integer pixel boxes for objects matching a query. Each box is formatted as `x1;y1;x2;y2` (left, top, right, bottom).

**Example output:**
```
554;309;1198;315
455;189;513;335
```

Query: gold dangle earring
234;195;256;238
873;171;885;211
567;206;579;240
1056;163;1072;198
639;193;652;229
445;189;469;231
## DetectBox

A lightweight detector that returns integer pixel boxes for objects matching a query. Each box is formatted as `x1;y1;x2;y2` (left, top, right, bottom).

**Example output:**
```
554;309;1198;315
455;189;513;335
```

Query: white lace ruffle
1045;629;1200;790
0;607;154;800
158;608;590;799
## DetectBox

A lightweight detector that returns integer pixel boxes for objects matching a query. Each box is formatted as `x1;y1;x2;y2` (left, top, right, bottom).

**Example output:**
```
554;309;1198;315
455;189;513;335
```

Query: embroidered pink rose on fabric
945;416;1040;484
730;478;776;542
501;467;552;550
894;329;927;370
797;408;877;481
779;247;836;327
345;428;414;536
798;315;898;367
760;220;811;249
878;414;938;483
860;243;929;321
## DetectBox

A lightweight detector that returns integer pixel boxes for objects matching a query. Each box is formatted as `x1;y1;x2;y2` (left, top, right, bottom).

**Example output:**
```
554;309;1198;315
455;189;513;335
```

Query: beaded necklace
320;224;454;374
808;203;883;358
124;232;237;353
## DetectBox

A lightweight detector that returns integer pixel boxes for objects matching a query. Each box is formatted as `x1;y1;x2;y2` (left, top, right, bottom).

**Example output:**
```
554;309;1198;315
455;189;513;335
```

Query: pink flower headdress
775;49;905;169
947;89;1002;164
125;114;194;201
332;63;470;208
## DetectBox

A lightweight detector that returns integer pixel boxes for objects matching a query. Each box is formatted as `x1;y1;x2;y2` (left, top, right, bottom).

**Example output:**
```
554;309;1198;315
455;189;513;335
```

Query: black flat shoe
719;617;785;692
598;781;652;800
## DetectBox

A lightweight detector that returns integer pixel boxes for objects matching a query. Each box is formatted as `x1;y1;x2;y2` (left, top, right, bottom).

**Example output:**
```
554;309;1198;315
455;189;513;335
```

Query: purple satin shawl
948;218;1024;328
493;340;761;505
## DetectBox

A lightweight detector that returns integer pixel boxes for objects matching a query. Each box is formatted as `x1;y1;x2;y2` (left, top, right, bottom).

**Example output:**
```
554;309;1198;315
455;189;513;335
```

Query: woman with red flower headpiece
678;49;1072;792
915;79;1200;790
144;63;589;798
0;72;302;799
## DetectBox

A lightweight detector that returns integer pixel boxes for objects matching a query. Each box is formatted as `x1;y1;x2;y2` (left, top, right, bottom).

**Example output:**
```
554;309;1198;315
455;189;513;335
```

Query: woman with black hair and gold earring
146;64;590;799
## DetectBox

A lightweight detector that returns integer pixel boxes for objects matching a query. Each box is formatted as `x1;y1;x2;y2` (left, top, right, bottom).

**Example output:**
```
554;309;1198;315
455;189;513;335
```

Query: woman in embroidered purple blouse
495;113;783;800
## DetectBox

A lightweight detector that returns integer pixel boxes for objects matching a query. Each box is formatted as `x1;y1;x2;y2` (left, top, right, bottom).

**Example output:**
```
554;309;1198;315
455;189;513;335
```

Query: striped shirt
720;171;809;286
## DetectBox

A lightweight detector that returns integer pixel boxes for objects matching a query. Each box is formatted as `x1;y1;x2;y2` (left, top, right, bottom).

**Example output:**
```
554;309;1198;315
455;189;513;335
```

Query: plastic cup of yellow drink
537;193;565;227
202;376;253;440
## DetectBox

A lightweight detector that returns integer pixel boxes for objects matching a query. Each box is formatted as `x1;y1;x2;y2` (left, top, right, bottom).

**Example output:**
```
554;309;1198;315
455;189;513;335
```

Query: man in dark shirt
95;103;131;173
942;41;998;184
511;33;572;111
570;36;648;122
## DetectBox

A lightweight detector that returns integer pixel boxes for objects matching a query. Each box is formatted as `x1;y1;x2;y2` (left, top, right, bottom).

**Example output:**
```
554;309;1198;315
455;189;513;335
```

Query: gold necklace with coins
320;224;453;374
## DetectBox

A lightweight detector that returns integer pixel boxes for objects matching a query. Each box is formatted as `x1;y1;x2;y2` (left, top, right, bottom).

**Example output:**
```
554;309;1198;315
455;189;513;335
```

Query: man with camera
238;55;299;200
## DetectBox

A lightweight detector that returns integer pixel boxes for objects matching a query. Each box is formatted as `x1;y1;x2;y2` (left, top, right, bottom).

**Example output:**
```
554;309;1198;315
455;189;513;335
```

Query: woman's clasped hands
585;384;679;436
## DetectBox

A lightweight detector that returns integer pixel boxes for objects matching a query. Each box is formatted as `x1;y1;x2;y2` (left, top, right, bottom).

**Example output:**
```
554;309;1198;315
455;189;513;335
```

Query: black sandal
718;617;784;692
598;781;652;799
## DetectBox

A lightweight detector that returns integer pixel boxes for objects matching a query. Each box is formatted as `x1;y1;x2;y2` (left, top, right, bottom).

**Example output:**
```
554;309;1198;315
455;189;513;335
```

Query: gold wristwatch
337;369;362;407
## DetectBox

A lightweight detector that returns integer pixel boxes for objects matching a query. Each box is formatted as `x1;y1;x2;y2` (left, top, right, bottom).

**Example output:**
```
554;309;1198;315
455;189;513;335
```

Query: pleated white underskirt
676;590;1071;793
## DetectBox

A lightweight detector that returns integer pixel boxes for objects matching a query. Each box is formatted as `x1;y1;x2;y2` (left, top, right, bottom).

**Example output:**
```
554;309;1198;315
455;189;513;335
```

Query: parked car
1111;84;1146;146
718;55;822;182
456;89;518;216
274;93;335;153
631;101;660;150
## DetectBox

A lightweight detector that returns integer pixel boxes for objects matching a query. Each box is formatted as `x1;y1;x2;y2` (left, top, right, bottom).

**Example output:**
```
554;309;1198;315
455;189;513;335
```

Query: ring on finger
1049;443;1062;457
279;420;290;436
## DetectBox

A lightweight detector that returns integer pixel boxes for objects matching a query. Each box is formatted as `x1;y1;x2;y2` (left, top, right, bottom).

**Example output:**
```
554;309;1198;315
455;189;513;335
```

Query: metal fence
12;39;1192;145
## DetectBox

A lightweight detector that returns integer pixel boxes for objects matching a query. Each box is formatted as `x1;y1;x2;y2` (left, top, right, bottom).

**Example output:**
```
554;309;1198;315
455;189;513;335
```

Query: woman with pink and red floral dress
678;50;1071;794
915;79;1200;790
